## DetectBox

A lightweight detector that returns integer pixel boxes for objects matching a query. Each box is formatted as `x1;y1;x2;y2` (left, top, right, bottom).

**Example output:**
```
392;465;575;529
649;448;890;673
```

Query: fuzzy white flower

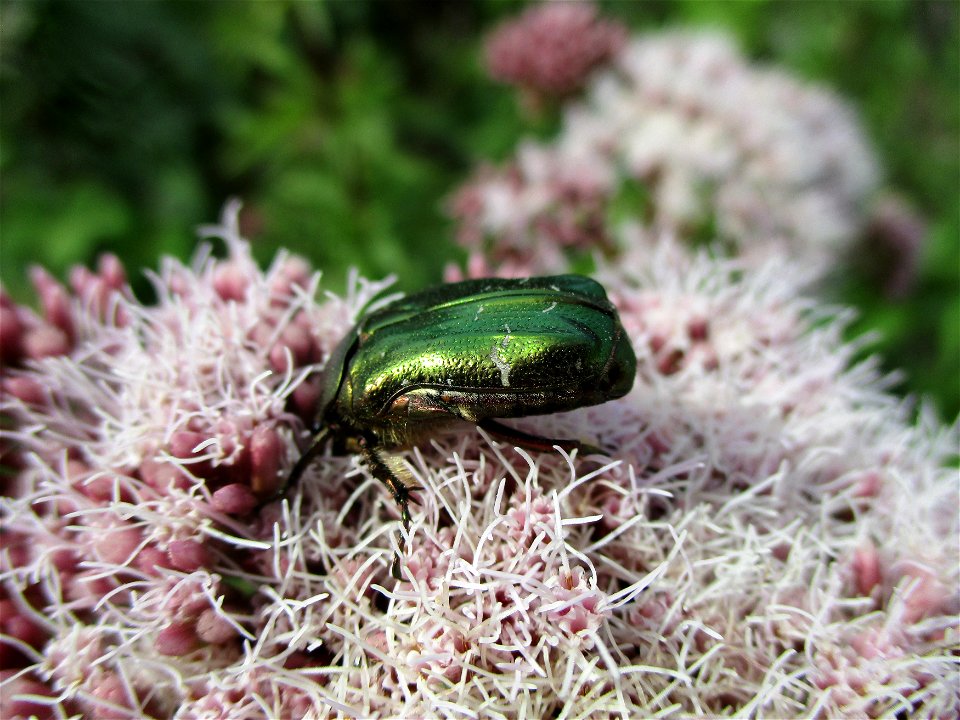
2;206;956;718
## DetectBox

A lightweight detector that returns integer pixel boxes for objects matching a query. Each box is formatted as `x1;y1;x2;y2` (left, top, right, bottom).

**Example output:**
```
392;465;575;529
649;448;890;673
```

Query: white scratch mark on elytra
489;324;512;387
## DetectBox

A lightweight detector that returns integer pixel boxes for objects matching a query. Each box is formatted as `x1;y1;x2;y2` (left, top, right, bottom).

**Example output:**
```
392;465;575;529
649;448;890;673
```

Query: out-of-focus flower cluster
484;1;627;102
452;27;882;279
2;202;957;718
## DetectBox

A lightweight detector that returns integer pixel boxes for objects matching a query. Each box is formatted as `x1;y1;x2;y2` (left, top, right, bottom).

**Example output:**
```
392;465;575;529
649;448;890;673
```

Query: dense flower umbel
2;208;957;718
451;30;880;279
484;1;627;103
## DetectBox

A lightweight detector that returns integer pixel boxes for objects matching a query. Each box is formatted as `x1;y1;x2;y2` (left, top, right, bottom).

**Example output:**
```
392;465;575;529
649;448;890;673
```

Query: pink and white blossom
2;204;956;718
484;1;626;103
452;30;882;279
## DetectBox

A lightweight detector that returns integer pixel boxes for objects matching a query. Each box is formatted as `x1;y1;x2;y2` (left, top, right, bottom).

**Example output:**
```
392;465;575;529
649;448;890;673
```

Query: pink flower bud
2;611;48;650
896;563;948;624
687;317;710;342
23;325;70;359
0;534;31;571
77;474;119;502
2;376;46;405
45;546;78;574
211;483;258;515
213;262;250;302
291;375;322;420
94;527;143;565
29;266;74;343
135;545;170;575
247;320;274;349
140;457;191;493
98;254;127;290
68;264;97;299
0;671;56;719
155;622;199;656
270;256;312;301
88;671;133;719
853;470;883;498
67;460;119;502
166;539;211;572
196;608;236;644
282;651;311;669
69;262;124;324
0;304;24;364
64;570;120;607
249;425;283;496
170;431;205;459
269;324;315;373
852;544;882;598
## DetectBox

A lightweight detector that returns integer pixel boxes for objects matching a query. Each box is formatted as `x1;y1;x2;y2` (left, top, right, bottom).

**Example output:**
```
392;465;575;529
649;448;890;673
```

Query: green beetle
287;274;636;532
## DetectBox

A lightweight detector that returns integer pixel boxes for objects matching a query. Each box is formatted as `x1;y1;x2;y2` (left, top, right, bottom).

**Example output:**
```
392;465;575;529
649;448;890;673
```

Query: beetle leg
360;444;418;530
477;419;603;456
361;445;420;582
390;555;404;580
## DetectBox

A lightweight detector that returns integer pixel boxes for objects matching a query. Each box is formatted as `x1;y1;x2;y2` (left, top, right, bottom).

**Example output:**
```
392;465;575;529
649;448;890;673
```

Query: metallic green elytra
287;274;636;540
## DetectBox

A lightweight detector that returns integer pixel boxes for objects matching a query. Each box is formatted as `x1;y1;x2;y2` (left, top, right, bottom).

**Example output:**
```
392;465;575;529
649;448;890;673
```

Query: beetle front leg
477;418;603;456
275;426;332;498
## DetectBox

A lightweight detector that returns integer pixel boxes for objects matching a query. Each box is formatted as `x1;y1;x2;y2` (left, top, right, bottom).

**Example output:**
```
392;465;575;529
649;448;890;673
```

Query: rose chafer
287;274;636;534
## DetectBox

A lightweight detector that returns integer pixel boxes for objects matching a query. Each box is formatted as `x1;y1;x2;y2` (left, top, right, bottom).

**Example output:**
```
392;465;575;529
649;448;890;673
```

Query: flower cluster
451;29;881;279
2;204;957;717
484;1;627;103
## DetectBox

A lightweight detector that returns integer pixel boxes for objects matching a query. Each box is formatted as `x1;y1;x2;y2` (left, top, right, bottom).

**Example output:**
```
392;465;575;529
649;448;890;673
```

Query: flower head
484;1;626;102
455;29;881;279
2;205;956;717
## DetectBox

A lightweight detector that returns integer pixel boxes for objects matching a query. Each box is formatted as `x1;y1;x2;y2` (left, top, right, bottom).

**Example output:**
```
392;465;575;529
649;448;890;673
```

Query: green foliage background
1;0;957;420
